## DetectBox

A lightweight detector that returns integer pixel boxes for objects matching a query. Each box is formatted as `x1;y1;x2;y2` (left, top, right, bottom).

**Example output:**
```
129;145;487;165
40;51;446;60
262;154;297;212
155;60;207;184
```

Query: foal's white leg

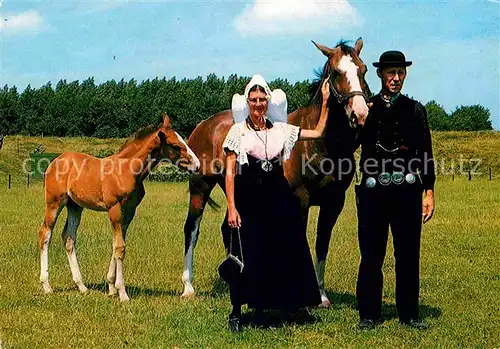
62;203;87;293
40;229;53;294
316;260;332;308
108;204;130;302
106;248;118;296
65;238;88;293
39;203;64;294
114;257;129;302
182;215;201;298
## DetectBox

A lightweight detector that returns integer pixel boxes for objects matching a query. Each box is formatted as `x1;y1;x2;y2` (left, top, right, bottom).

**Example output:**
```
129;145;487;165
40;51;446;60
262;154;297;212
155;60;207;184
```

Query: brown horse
181;38;371;307
39;114;200;302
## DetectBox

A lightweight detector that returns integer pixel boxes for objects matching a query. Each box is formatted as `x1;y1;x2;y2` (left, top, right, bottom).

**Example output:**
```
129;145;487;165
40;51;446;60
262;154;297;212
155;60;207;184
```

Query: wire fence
1;167;496;190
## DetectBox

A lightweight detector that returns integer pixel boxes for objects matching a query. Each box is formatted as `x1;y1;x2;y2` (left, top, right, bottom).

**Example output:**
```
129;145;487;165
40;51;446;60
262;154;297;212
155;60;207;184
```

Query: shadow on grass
208;276;229;298
238;309;319;330
324;290;442;320
86;282;181;298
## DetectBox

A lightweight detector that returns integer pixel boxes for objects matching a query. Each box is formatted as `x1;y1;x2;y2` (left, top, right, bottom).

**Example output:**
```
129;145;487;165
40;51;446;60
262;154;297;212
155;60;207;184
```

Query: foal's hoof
119;294;130;302
108;284;118;296
77;284;89;294
181;288;195;299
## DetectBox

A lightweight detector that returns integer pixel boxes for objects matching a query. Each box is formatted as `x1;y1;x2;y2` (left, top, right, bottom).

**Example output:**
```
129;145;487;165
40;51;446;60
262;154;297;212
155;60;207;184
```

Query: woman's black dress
229;153;321;310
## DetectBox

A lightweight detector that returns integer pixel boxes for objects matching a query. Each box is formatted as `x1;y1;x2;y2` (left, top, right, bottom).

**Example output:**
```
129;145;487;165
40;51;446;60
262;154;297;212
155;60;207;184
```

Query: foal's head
156;114;200;172
313;38;371;126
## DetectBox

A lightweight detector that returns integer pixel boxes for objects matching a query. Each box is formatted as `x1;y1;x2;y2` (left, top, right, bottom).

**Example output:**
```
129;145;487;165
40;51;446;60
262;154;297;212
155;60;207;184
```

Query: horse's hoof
319;299;332;308
41;283;53;294
181;285;195;298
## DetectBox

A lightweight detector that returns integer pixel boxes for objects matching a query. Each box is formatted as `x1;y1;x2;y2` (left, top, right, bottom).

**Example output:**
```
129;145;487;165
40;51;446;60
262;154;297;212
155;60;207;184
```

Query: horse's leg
39;197;66;293
217;176;231;252
315;189;347;308
107;185;144;297
61;200;87;293
108;203;129;302
182;175;217;298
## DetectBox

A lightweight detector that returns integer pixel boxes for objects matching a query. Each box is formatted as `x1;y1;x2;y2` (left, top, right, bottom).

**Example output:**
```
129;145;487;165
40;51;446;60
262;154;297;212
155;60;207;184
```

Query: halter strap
326;64;369;105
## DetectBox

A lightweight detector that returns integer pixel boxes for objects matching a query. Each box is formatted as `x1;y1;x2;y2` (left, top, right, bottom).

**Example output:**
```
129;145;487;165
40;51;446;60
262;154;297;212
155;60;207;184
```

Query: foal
39;114;200;302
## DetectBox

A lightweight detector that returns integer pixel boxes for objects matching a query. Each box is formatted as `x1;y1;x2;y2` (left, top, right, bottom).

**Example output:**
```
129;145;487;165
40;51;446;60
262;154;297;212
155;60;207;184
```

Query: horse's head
157;114;200;172
313;38;371;127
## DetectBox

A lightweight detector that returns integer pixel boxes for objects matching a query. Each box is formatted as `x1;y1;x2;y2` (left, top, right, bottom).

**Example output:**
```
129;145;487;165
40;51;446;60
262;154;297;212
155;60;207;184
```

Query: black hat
373;50;412;68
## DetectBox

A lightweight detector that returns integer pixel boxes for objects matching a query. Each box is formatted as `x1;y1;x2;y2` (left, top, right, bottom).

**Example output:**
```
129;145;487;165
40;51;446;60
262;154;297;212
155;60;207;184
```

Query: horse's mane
119;122;162;151
309;39;355;105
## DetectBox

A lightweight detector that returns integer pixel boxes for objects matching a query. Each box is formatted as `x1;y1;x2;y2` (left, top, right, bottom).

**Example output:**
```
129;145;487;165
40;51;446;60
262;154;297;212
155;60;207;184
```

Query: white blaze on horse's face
338;55;369;125
174;131;200;172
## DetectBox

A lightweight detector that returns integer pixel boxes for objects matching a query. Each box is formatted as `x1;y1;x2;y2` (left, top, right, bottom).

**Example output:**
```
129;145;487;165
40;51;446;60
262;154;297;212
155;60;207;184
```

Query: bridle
324;62;369;129
325;63;369;105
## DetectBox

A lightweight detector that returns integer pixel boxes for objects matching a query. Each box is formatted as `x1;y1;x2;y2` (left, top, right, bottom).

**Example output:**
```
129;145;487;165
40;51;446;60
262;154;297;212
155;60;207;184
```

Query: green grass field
0;178;499;348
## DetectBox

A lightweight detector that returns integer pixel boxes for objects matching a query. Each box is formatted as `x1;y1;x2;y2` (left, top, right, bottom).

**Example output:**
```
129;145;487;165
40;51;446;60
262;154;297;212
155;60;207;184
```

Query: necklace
252;127;273;172
380;92;401;108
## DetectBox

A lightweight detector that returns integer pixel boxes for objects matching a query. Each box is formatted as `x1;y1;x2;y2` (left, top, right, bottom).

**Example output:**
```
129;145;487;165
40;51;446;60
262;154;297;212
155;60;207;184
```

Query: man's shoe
358;318;380;330
400;318;428;330
228;315;241;332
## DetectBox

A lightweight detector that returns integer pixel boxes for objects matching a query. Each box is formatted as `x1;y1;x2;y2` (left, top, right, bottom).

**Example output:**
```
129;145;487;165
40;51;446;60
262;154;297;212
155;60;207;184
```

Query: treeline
0;74;310;138
0;75;493;138
425;101;493;131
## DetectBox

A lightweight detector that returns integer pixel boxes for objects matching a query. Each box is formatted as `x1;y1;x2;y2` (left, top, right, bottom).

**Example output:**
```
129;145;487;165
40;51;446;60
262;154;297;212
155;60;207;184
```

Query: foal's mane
309;40;356;105
119;122;163;151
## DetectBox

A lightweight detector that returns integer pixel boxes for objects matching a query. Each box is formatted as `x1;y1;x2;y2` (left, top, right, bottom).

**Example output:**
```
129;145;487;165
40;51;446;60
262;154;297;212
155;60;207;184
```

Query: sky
1;0;499;129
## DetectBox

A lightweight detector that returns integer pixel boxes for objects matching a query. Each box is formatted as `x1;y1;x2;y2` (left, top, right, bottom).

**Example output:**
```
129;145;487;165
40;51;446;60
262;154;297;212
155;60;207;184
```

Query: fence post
489;167;492;181
452;173;454;181
27;173;30;188
468;170;471;181
8;174;11;189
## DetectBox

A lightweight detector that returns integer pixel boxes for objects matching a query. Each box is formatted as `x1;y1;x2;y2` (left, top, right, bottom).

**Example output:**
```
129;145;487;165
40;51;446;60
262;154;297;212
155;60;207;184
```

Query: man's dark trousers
355;181;423;321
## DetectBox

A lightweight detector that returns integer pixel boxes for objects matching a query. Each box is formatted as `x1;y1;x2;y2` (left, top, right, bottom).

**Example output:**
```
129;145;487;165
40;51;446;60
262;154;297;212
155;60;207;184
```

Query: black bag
218;228;244;285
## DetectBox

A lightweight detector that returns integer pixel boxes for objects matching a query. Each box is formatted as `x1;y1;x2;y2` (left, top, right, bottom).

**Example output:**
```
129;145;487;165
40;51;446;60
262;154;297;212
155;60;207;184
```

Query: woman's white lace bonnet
231;74;288;123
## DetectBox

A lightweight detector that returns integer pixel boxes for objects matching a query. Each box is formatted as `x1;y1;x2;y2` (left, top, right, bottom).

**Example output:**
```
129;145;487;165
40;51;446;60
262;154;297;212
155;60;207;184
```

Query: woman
222;74;331;332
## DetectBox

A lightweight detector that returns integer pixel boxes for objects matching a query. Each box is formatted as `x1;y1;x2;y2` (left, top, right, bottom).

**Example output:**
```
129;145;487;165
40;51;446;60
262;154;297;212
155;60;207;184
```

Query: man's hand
422;190;435;223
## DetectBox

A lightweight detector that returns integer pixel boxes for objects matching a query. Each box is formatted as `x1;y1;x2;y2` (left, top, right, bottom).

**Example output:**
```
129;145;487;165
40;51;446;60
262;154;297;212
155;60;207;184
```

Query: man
355;51;435;330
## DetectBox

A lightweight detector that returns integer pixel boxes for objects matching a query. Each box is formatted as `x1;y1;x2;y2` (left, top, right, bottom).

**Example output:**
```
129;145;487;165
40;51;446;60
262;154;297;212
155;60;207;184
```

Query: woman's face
247;90;269;120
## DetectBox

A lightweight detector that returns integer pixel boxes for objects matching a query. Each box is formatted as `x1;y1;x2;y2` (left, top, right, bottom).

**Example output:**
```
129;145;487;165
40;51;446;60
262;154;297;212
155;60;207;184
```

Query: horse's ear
162;112;171;128
312;40;335;57
158;129;167;144
354;37;363;55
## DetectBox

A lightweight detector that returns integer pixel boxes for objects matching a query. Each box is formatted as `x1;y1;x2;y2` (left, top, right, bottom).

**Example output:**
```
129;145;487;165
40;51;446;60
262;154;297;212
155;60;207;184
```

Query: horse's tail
206;196;221;210
186;186;222;211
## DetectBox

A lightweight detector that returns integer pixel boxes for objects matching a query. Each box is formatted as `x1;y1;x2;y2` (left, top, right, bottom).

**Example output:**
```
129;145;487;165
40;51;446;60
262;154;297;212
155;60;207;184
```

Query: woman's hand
297;77;331;141
228;207;242;228
321;75;330;105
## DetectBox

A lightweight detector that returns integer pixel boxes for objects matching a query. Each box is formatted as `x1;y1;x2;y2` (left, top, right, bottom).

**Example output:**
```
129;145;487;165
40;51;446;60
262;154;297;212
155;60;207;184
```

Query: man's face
379;66;407;95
